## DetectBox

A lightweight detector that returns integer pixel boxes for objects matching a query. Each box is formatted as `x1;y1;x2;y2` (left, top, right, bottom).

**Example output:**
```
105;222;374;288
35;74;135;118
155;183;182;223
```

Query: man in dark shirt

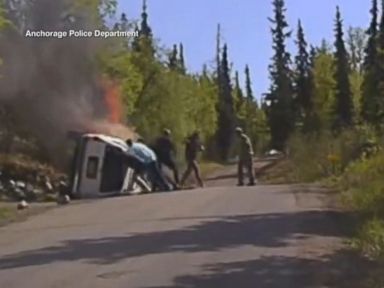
153;129;180;187
180;131;204;188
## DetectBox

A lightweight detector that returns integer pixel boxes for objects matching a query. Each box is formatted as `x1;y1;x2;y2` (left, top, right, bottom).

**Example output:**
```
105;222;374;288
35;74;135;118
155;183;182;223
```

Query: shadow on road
0;211;354;264
144;251;376;288
0;210;378;287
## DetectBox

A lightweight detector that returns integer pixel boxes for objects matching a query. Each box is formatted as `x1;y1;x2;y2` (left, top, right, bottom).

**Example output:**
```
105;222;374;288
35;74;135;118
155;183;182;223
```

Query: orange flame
101;76;123;124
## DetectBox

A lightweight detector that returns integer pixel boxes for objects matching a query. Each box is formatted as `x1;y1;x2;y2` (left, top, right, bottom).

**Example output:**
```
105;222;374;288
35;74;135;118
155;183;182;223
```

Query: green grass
352;218;384;259
0;207;13;220
0;206;17;225
0;203;55;227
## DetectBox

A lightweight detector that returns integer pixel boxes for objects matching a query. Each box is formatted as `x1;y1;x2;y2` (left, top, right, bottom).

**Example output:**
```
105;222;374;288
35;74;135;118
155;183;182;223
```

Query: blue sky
117;0;371;100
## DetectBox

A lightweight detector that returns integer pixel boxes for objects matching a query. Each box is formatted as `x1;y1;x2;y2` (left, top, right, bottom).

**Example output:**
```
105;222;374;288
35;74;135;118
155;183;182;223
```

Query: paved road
0;166;369;288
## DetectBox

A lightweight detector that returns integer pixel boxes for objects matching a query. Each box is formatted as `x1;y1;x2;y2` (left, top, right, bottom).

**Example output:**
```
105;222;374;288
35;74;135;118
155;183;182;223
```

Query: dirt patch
258;158;297;184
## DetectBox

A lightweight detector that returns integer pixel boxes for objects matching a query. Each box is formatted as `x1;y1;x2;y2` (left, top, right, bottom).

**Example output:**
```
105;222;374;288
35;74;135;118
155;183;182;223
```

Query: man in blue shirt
126;139;171;192
109;146;151;193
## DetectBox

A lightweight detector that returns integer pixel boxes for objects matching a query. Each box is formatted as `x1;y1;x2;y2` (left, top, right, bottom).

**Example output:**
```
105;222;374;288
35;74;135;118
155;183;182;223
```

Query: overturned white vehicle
68;133;150;198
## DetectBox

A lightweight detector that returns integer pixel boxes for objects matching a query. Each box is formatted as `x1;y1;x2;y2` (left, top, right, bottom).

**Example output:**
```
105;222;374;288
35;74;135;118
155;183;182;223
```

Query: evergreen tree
294;20;313;128
333;6;354;129
376;0;384;125
379;0;384;47
318;39;333;54
179;43;186;74
347;27;367;73
140;0;152;38
216;44;236;161
113;13;132;48
202;64;208;78
244;64;255;124
132;0;154;55
244;65;257;137
216;23;221;84
168;44;178;70
309;45;317;62
305;44;320;132
120;13;129;31
267;0;295;150
133;22;139;34
361;0;379;124
377;0;384;46
113;13;127;30
167;43;186;73
234;71;244;112
245;65;254;102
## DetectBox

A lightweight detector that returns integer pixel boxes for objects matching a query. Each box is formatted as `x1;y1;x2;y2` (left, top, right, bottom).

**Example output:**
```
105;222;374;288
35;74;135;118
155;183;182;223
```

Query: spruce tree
333;6;354;129
113;13;128;31
361;0;379;124
168;44;178;70
140;0;152;38
202;64;208;78
347;27;366;73
305;45;319;132
216;24;222;84
120;13;129;31
309;45;317;62
244;65;257;137
294;20;313;128
179;43;186;74
245;65;254;102
234;71;244;112
378;0;384;49
132;0;154;55
216;44;235;161
267;0;295;150
377;0;384;124
318;39;333;54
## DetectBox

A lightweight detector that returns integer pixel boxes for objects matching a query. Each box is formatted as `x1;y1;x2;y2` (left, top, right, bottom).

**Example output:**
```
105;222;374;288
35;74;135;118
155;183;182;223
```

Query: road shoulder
290;184;378;287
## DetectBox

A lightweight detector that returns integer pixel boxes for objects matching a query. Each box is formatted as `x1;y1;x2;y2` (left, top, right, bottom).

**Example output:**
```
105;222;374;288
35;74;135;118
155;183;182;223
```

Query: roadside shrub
337;137;384;260
354;218;384;259
340;149;384;215
285;125;377;183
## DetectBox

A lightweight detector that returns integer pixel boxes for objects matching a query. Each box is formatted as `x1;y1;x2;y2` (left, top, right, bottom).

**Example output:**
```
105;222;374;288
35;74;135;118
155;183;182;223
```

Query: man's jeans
146;161;171;191
180;160;203;187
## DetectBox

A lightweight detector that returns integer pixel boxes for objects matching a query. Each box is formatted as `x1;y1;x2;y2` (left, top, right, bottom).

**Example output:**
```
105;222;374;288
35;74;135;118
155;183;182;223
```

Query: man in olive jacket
235;127;255;186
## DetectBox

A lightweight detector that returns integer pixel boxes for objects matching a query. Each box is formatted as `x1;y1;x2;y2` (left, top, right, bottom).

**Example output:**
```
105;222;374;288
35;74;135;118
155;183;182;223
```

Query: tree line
105;2;268;162
0;0;383;166
266;0;384;151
